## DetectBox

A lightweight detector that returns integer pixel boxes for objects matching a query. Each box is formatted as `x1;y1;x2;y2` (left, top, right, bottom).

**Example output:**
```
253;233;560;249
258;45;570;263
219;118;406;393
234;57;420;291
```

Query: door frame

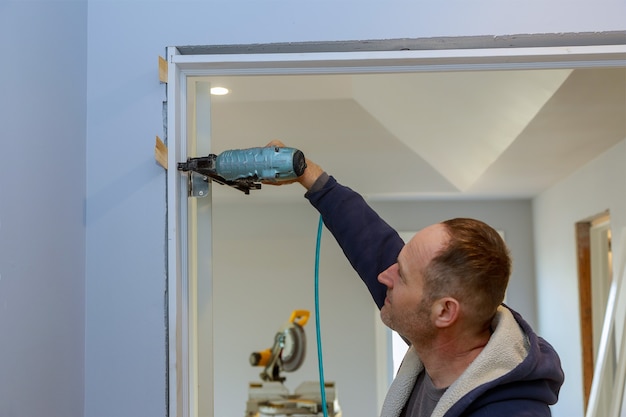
166;42;626;417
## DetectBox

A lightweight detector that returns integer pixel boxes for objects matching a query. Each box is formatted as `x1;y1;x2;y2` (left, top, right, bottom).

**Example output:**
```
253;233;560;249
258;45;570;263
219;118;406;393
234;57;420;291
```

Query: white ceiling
204;67;625;202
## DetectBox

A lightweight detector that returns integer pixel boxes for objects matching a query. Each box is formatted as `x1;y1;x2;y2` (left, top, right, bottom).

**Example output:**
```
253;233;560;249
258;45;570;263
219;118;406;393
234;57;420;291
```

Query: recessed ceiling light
210;87;229;95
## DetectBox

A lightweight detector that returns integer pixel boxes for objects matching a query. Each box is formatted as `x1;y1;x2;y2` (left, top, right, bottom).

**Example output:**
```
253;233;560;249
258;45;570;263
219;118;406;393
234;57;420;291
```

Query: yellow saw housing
249;310;310;382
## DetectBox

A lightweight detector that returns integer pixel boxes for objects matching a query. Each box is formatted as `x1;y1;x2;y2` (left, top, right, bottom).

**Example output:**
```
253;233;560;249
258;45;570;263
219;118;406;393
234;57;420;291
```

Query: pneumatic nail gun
177;146;307;194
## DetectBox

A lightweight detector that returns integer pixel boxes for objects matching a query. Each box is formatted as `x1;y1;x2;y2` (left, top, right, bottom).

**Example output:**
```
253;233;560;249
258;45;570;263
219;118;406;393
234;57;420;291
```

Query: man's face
377;224;449;344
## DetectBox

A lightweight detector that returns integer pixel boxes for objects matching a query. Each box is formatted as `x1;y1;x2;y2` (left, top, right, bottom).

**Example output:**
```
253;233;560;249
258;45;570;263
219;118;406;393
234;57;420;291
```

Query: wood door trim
576;220;593;409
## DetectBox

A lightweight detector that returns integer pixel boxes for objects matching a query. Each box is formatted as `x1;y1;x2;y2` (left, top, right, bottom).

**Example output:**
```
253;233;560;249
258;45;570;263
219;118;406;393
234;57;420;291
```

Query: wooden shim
159;56;167;83
155;136;167;169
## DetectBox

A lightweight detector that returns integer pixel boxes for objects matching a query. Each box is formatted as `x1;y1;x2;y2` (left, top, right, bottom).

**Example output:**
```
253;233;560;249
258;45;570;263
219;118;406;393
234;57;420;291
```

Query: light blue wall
1;0;623;416
83;1;623;416
0;1;87;416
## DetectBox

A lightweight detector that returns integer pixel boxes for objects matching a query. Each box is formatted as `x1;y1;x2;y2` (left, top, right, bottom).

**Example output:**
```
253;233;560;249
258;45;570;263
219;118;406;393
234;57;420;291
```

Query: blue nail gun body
177;146;306;194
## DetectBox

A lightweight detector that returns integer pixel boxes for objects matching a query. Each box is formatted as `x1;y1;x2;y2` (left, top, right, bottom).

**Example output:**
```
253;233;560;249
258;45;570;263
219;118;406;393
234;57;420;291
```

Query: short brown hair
423;218;511;328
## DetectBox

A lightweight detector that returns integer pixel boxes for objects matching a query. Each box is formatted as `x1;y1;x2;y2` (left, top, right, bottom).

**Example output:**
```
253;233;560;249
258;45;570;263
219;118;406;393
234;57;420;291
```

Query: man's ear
432;297;460;328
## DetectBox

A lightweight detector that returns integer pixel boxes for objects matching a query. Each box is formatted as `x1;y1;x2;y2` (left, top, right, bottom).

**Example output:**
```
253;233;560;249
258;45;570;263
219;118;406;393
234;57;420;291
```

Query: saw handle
249;348;272;367
289;309;310;327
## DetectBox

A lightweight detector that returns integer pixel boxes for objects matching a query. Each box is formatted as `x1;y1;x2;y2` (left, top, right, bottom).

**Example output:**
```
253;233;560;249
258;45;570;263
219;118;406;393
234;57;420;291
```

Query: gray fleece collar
380;306;529;417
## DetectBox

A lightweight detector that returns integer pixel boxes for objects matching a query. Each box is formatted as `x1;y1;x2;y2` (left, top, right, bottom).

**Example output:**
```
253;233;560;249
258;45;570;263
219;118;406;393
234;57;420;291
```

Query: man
267;142;564;416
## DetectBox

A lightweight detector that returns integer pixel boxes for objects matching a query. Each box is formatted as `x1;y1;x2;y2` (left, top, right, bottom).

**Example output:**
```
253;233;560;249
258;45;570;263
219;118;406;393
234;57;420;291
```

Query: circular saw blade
281;324;306;372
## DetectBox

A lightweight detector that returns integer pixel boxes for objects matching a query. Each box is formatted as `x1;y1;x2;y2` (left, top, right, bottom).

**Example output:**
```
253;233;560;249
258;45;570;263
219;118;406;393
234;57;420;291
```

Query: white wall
533;139;626;417
0;1;87;416
212;198;379;416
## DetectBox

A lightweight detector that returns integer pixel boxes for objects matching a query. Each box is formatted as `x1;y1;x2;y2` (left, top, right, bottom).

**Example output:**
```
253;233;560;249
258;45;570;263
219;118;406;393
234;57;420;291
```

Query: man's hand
265;140;324;190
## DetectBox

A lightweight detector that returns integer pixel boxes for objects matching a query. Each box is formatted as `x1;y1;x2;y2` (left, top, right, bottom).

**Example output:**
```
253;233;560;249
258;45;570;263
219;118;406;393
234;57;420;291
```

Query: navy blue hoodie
306;175;564;417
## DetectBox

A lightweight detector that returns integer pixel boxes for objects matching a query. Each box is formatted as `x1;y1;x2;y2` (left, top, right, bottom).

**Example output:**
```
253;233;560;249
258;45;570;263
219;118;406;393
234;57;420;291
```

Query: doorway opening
165;41;626;417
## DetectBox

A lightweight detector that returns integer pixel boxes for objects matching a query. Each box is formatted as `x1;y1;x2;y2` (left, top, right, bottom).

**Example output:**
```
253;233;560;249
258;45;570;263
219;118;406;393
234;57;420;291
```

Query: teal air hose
314;214;329;417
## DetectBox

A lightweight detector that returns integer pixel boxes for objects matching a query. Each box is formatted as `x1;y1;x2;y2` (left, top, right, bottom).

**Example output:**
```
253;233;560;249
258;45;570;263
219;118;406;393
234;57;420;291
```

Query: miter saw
245;310;341;417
